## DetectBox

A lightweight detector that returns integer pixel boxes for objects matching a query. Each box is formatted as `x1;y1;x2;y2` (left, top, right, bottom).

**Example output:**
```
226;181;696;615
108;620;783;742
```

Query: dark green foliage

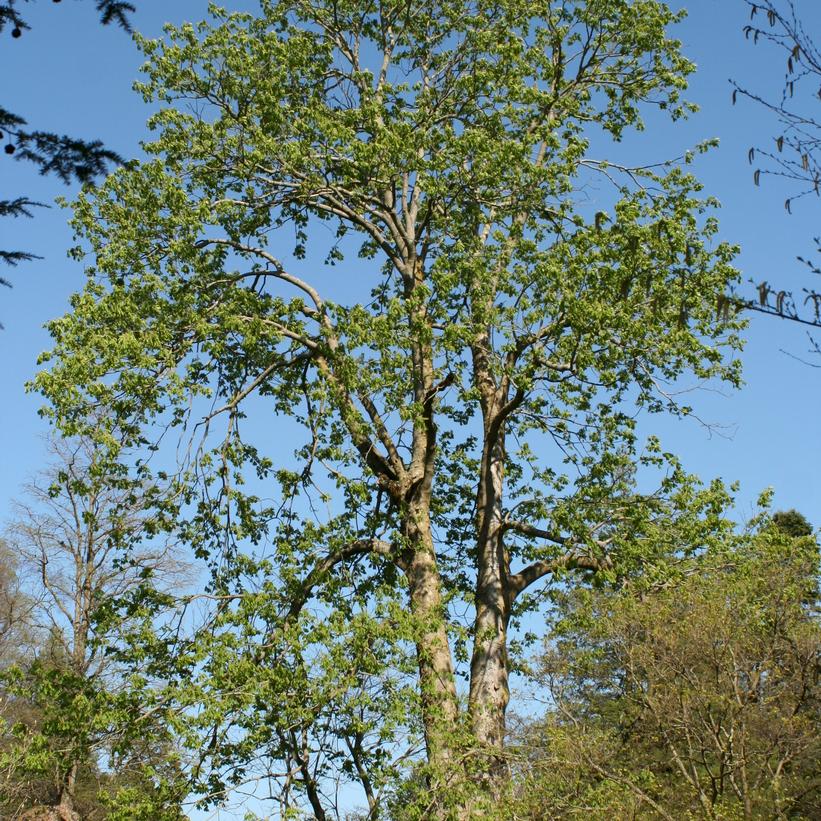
94;0;136;31
772;508;813;537
6;124;123;186
0;0;134;36
0;658;187;821
508;516;821;819
0;198;42;283
0;0;132;313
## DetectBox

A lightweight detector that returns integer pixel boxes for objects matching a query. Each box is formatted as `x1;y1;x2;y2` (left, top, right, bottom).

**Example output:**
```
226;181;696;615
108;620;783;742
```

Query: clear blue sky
2;1;821;817
2;0;819;528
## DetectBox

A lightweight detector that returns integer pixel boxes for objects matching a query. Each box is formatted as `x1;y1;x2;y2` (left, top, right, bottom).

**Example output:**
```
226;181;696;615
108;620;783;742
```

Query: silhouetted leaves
12;132;123;184
732;1;821;334
0;0;134;313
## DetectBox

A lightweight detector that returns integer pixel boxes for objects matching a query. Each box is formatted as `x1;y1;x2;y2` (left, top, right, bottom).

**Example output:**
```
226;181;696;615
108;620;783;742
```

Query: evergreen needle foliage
0;0;132;310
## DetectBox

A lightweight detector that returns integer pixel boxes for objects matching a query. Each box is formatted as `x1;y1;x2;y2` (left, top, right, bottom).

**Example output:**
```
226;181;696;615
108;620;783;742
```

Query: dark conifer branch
0;1;134;299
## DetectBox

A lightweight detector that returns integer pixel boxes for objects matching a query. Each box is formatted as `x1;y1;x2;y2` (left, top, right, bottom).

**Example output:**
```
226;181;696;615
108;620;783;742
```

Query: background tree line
507;507;821;820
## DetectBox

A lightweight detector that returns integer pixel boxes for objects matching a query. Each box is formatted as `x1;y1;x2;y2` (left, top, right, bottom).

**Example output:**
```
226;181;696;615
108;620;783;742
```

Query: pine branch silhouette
1;0;135;328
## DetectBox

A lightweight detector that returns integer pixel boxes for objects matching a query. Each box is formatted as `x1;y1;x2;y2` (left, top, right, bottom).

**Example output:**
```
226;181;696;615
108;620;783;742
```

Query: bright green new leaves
0;661;186;820
34;0;744;814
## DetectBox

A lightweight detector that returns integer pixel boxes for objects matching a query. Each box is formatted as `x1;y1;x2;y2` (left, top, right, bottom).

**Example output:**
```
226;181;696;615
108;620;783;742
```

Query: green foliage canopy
35;0;744;815
515;512;821;820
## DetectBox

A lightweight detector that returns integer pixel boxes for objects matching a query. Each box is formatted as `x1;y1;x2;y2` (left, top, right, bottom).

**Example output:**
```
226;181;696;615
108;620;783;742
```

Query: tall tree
36;1;743;816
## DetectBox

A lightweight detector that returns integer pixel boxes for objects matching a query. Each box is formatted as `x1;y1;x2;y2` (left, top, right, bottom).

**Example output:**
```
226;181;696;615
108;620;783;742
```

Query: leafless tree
6;436;185;677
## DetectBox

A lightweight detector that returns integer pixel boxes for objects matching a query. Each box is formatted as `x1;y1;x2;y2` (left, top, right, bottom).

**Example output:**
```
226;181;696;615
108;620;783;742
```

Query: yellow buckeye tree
37;0;742;816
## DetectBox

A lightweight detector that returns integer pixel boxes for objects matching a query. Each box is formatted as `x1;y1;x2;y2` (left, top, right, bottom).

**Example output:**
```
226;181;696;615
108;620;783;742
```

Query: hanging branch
0;0;133;312
733;1;821;333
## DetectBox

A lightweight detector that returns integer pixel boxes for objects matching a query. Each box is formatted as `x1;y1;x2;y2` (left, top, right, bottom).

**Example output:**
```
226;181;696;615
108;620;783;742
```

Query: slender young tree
0;539;32;667
0;437;186;820
36;1;743;815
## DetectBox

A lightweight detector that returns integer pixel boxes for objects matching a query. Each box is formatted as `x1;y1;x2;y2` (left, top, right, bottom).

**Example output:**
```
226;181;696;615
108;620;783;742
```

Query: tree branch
196;239;325;312
502;518;568;545
508;551;612;598
286;538;397;622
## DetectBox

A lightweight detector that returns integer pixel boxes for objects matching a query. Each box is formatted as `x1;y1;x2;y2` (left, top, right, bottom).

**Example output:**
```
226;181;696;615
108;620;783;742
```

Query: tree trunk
57;763;78;820
404;504;460;775
468;430;511;784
